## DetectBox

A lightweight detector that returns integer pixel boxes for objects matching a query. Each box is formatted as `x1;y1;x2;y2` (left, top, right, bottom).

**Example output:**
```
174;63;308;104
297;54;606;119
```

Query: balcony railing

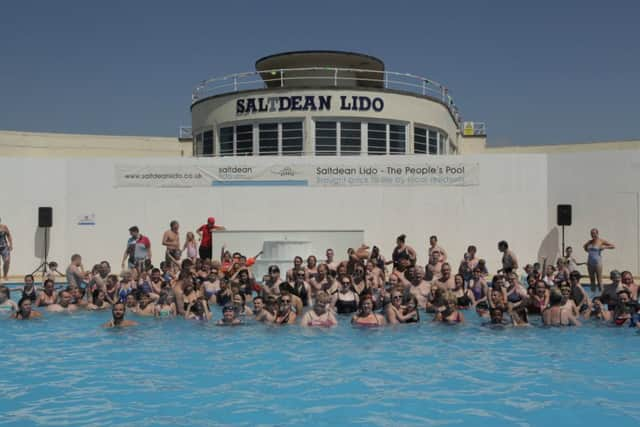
192;67;461;124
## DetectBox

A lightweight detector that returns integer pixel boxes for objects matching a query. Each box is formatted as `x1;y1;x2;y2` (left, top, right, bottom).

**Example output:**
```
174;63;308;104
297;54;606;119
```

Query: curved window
414;125;449;155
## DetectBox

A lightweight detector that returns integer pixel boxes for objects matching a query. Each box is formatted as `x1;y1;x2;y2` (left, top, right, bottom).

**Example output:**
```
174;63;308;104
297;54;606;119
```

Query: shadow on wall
537;227;560;264
33;227;50;260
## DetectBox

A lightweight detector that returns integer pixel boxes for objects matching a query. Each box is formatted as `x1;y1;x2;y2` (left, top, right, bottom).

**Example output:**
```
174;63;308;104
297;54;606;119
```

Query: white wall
0;154;548;278
547;150;640;275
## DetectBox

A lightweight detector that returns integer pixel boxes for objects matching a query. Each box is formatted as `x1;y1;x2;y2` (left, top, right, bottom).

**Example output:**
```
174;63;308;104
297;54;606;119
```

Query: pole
561;225;565;258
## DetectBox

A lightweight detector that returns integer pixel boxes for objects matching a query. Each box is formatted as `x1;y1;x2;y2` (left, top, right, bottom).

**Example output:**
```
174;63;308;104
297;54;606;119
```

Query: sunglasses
281;299;291;303
392;296;402;300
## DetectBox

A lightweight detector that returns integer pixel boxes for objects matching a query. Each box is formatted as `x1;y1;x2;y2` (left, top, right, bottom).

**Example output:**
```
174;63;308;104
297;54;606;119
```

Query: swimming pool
0;310;638;426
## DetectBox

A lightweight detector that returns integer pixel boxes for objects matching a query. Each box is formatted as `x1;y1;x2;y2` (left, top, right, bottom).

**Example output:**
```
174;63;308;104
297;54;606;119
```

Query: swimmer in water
0;286;17;316
36;279;57;307
300;292;337;327
434;294;465;324
216;304;241;326
274;294;297;325
154;291;176;318
352;295;386;326
185;298;211;321
47;290;78;313
12;297;42;320
102;302;137;328
87;289;111;310
543;291;581;326
252;295;274;323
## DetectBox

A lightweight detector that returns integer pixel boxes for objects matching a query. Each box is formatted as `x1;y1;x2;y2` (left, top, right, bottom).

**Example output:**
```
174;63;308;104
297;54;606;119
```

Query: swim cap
207;217;215;225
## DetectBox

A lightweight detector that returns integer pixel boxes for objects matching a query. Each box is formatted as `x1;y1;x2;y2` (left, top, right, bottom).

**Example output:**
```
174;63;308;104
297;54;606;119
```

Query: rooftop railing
192;67;462;124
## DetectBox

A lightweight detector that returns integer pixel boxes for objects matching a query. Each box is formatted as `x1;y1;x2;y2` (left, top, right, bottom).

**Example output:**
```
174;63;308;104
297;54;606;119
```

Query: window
315;121;337;156
194;133;203;156
259;123;278;155
428;130;438;155
203;130;214;156
367;123;386;155
414;127;427;154
439;134;447;155
220;127;234;156
414;125;450;155
367;123;406;155
340;122;361;155
282;122;303;155
236;125;253;156
389;124;406;155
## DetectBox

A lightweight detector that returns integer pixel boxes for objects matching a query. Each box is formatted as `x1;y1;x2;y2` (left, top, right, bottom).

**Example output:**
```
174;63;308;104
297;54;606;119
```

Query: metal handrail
192;67;461;124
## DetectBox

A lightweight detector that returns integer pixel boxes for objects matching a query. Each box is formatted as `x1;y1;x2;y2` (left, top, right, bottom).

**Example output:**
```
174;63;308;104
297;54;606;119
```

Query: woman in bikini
36;279;58;307
87;289;111;310
434;294;465;324
154;291;176;318
274;293;297;325
352;295;386;326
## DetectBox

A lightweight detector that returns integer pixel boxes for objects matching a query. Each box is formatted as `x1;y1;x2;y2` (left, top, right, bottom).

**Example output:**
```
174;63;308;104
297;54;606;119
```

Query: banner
114;160;480;188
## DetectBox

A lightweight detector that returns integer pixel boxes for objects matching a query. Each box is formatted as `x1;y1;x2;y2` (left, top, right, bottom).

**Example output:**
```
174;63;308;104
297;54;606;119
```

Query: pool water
0;309;639;426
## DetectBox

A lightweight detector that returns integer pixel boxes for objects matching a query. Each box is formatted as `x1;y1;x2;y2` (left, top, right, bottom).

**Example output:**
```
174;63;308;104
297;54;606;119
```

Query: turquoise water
1;308;639;426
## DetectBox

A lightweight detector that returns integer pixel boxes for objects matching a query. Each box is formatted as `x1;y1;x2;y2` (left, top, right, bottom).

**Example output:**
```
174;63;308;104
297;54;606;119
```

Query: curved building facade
191;51;481;157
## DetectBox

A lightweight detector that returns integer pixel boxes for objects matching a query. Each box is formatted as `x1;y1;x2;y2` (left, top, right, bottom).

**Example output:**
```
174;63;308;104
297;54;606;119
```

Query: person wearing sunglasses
332;275;359;314
386;290;417;324
274;293;297;325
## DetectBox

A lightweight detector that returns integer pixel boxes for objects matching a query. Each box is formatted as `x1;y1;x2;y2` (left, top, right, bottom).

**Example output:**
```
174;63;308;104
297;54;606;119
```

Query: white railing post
334;68;338;86
280;69;284;87
233;75;237;91
422;79;426;95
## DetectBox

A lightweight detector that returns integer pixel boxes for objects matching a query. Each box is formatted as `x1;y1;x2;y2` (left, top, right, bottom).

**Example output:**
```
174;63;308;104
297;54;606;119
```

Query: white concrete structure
0;130;189;158
0;50;638;280
1;154;551;278
191;51;486;157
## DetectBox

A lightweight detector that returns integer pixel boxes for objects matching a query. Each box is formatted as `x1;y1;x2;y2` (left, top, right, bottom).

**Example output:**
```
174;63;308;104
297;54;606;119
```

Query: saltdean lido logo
218;166;253;179
236;95;384;115
269;166;299;177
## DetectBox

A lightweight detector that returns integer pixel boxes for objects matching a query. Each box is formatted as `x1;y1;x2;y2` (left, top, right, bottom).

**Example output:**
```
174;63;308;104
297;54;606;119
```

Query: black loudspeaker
38;207;53;228
557;204;572;226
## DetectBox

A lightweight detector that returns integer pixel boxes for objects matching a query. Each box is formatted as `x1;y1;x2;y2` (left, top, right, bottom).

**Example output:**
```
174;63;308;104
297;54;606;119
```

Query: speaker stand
561;225;565;259
31;227;50;278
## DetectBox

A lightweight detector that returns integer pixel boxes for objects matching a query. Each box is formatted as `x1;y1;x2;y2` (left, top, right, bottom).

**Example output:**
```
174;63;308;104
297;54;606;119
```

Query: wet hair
92;288;105;302
498;240;508;249
128;226;139;233
397;234;406;243
429;235;438;241
467;245;476;253
0;286;10;300
617;289;631;299
170;220;178;228
549;291;563;306
17;296;31;309
24;274;34;283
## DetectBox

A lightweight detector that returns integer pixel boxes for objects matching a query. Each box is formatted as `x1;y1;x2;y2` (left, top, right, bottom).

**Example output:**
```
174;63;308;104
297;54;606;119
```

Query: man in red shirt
197;217;225;260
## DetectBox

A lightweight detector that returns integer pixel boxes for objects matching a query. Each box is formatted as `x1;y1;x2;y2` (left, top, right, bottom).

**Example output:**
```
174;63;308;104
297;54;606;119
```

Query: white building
0;51;638;278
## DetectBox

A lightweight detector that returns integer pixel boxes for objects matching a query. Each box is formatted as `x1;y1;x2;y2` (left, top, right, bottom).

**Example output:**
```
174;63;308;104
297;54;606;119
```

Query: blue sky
0;0;638;146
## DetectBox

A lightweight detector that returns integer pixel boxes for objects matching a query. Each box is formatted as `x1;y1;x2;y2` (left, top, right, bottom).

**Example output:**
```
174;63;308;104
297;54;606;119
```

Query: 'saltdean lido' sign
115;161;479;188
236;95;384;114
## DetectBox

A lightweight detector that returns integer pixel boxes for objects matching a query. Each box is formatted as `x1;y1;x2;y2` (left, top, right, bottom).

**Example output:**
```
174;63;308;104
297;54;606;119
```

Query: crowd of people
1;218;638;330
